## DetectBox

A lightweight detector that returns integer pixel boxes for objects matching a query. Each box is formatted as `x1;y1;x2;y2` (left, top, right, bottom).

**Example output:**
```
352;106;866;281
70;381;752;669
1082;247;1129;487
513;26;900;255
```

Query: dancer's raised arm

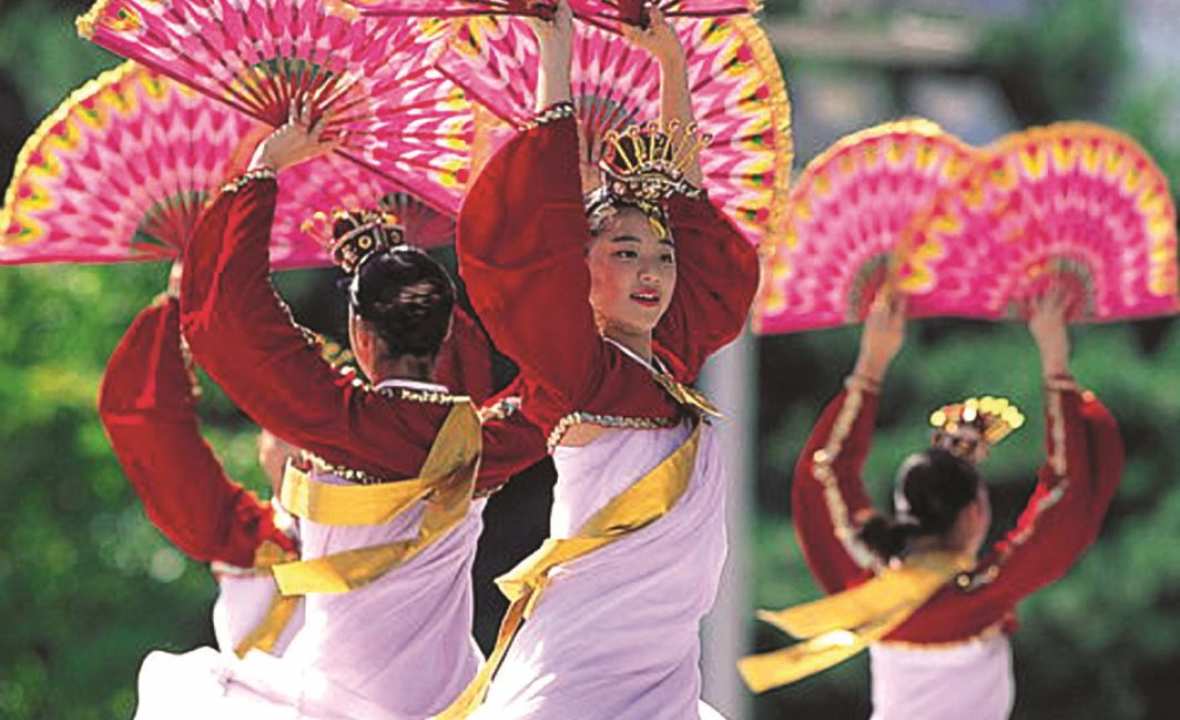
792;295;904;592
182;112;452;482
934;292;1124;615
624;11;758;375
99;275;294;568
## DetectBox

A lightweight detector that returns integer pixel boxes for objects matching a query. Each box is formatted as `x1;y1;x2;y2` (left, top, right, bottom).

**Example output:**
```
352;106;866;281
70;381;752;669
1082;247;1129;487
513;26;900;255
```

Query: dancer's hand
854;290;906;384
529;0;574;111
249;103;337;173
623;8;702;186
166;260;183;299
1028;289;1071;378
621;8;685;69
577;124;603;193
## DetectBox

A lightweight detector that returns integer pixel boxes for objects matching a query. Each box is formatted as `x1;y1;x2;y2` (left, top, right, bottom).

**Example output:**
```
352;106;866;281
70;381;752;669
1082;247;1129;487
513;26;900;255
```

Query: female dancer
98;266;302;656
131;114;545;717
446;2;759;717
742;291;1123;719
99;263;498;661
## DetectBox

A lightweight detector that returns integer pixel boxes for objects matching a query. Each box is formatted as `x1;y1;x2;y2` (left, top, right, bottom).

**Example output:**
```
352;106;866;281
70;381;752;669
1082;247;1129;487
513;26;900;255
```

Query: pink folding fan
754;120;978;334
0;63;437;267
77;0;473;215
898;122;1179;321
435;14;791;248
348;0;758;28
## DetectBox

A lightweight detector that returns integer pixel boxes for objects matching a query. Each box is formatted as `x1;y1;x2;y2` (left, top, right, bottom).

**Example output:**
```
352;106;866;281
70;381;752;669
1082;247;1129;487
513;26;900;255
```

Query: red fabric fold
98;297;294;568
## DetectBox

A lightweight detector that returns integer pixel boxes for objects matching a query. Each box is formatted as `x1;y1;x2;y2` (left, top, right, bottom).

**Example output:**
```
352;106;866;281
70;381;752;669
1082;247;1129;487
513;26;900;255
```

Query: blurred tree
980;0;1127;124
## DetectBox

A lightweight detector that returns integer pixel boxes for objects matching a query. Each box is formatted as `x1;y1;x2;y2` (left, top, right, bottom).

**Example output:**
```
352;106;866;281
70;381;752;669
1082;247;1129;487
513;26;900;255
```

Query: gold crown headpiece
585;121;711;240
301;208;406;274
929;396;1025;452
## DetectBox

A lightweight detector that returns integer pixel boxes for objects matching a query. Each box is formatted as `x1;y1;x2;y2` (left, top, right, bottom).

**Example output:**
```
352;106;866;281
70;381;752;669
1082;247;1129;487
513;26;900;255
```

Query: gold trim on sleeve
812;386;880;572
220;167;277;194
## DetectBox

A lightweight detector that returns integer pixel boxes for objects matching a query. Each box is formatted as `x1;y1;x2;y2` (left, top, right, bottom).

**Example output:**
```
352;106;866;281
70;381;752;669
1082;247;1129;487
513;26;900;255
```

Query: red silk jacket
792;383;1124;644
456;116;759;445
180;174;545;492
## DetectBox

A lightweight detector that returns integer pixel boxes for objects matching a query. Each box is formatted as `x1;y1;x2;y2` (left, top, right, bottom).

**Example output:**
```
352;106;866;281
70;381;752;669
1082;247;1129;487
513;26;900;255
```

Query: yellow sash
737;551;976;693
437;421;703;719
234;401;481;658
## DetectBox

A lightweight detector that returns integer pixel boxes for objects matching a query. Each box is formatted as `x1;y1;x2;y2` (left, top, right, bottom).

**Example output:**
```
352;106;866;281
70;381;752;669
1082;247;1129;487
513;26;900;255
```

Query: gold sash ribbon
228;539;301;658
437;421;703;719
234;401;481;658
652;372;723;420
738;551;976;693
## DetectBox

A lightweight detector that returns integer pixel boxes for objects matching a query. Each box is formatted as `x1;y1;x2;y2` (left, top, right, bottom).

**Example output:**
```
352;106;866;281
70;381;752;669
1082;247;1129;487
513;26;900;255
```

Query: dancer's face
587;208;676;336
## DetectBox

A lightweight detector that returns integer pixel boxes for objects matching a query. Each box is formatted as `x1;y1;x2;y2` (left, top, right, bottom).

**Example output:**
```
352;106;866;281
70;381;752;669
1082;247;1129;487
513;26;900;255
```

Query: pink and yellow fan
348;0;758;28
294;189;457;254
568;0;761;29
77;0;473;216
436;14;791;248
753;120;978;334
347;0;548;20
379;191;457;247
898;123;1179;321
0;63;416;268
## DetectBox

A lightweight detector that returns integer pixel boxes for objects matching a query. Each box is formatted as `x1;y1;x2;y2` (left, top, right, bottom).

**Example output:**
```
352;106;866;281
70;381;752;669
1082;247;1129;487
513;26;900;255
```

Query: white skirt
135;497;487;719
474;420;729;719
869;633;1015;720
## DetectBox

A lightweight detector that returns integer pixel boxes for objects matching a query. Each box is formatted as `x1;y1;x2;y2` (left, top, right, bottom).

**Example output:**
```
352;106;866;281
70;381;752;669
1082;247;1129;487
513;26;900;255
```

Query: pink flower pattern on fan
77;0;473;216
0;63;417;268
276;157;453;262
899;122;1179;322
347;0;544;20
381;191;456;247
348;0;758;27
570;0;760;28
436;14;792;248
754;120;977;334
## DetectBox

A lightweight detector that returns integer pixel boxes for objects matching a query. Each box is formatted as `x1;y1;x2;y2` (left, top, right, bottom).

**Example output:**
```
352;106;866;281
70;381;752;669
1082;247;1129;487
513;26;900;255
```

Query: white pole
700;330;755;720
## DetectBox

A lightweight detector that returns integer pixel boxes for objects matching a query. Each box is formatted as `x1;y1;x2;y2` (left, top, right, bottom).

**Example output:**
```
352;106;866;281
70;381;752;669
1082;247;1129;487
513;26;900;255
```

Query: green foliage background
0;1;1177;718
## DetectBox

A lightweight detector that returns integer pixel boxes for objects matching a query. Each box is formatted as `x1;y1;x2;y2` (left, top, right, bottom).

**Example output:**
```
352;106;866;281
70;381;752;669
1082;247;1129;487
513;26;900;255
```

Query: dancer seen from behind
99;260;499;670
131;109;546;719
445;2;759;717
741;290;1124;720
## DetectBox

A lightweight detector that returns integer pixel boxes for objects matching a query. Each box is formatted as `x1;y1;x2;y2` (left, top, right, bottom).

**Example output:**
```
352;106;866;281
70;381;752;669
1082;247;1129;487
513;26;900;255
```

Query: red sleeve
180;176;440;480
435;307;495;404
792;385;881;594
97;297;294;568
456;116;607;407
479;415;548;493
1078;392;1124;539
895;388;1124;641
653;195;759;381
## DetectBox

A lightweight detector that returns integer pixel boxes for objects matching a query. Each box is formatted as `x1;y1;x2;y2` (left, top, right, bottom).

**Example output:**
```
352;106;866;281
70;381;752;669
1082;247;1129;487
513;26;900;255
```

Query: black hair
856;448;982;562
583;189;672;240
347;245;455;359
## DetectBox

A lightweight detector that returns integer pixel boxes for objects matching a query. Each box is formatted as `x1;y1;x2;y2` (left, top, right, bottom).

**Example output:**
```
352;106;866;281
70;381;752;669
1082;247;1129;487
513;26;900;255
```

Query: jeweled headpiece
929;396;1025;461
585;120;711;240
301;208;406;273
